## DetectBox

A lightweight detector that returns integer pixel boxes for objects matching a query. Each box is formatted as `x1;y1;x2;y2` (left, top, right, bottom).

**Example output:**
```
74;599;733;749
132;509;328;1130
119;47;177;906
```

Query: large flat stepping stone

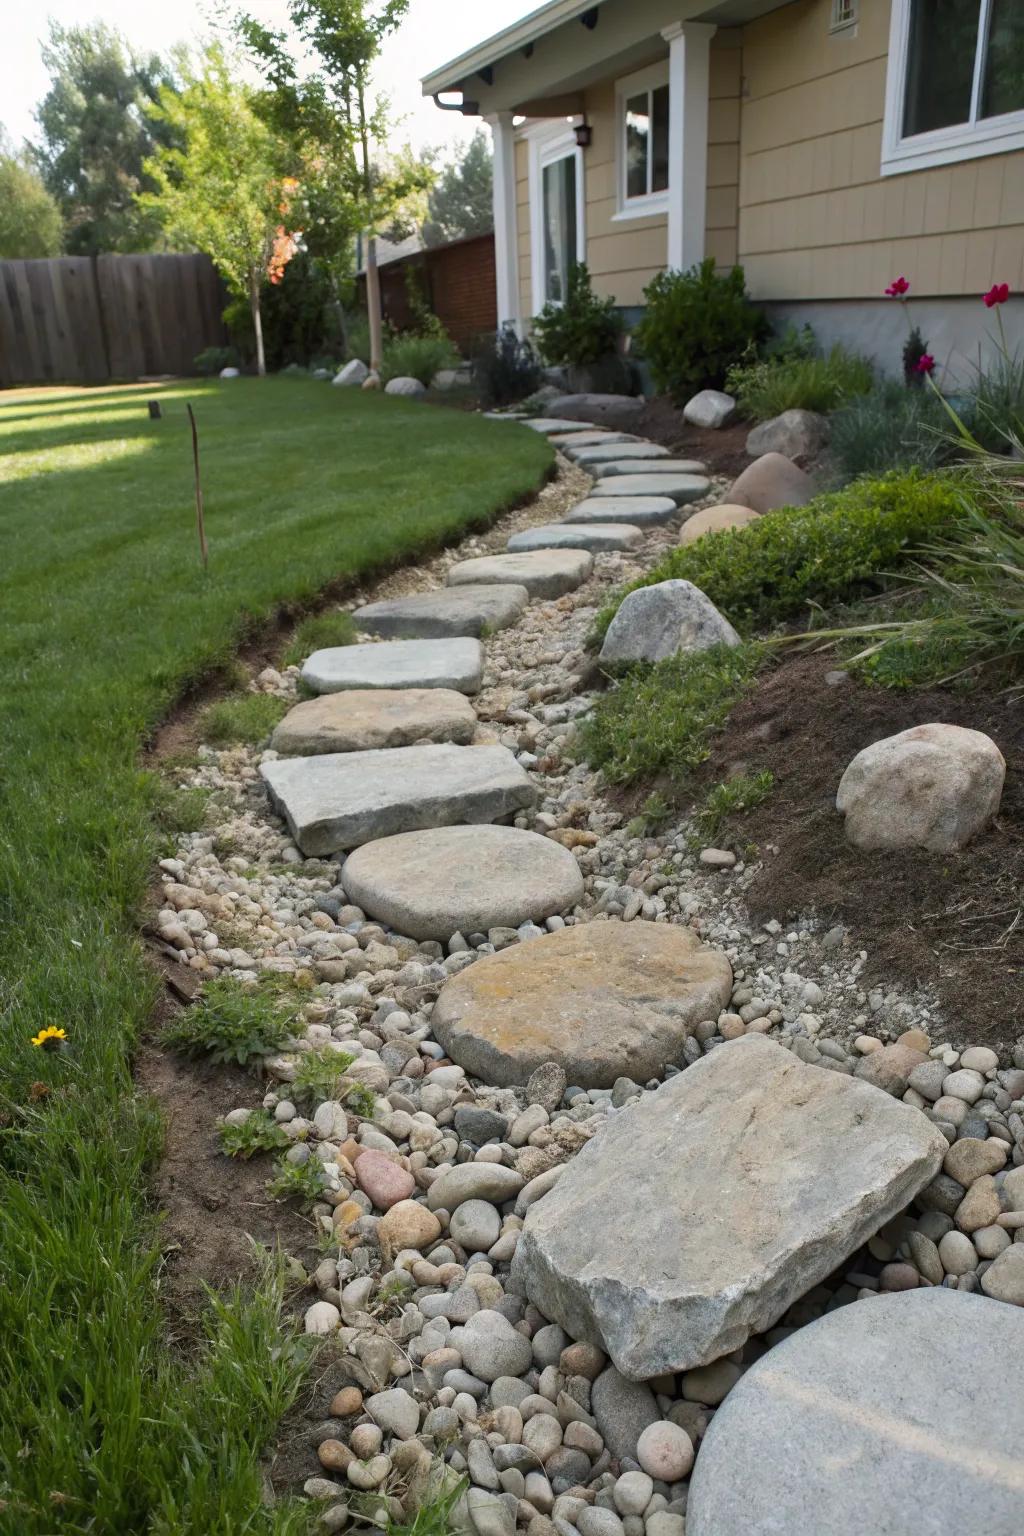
341;825;585;942
446;549;592;598
507;523;642;554
301;638;483;696
521;418;597;435
592;457;706;479
270;689;477;755
548;431;643;450
589;472;710;505
688;1289;1024;1536
432;920;732;1089
261;743;535;855
568;441;668;466
563;496;678;527
511;1034;946;1379
353;584;528;640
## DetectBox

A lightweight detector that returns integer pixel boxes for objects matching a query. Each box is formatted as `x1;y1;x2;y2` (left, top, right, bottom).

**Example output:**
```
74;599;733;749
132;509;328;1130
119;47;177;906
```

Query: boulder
340;824;585;942
683;390;737;429
260;742;535;855
301;638;483;695
511;1035;946;1378
687;1289;1024;1536
836;724;1005;852
446;549;593;599
384;376;426;397
270;689;477;755
728;452;812;513
333;359;370;387
589;472;710;506
506;523;642;554
562;496;677;527
219;366;240;379
543;393;644;422
353;585;529;640
599;579;740;665
678;505;761;544
431;920;733;1088
745;409;829;461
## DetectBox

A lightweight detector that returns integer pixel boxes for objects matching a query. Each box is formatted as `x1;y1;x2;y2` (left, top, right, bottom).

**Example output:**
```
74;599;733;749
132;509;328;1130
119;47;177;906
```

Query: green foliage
199;690;288;744
970;346;1024;452
626;790;673;838
219;1108;290;1159
422;128;493;246
694;771;775;841
385;1470;469;1536
146;777;211;834
473;324;543;408
829;381;955;479
533;263;621;368
283;609;358;667
345;309;372;363
165;978;297;1065
380;331;459;387
633;259;767;403
194;344;241;376
598;471;963;636
726;344;873;421
233;249;343;371
267;1153;327;1208
580;644;765;787
289;1045;357;1103
0;130;63;257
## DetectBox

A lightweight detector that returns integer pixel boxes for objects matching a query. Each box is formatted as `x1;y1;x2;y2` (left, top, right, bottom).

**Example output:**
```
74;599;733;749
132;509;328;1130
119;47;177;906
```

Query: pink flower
886;276;910;297
915;353;935;374
983;282;1010;308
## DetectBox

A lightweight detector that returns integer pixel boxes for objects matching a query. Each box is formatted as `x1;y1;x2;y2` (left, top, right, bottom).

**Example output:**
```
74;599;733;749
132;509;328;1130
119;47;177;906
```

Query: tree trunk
250;272;266;377
357;73;383;376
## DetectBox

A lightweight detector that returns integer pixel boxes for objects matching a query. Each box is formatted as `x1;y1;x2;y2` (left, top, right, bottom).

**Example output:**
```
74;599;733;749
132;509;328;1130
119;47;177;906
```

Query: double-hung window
882;0;1024;174
616;64;670;218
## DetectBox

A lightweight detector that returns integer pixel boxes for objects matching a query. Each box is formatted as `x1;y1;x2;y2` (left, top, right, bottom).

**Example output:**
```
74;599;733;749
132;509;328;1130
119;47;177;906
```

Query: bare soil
590;396;752;479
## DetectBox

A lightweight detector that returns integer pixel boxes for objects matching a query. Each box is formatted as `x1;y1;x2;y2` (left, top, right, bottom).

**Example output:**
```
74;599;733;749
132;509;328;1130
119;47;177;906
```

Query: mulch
588;397;752;480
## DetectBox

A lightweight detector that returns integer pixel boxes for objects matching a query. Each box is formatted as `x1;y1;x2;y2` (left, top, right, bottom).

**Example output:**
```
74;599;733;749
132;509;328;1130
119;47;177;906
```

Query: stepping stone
270;689;477;755
592;457;706;478
341;825;585;942
511;1034;946;1379
548;431;643;450
353;584;529;640
446;549;593;598
432;920;732;1088
562;496;678;527
507;523;642;554
260;743;535;855
521;418;598;435
301;638;483;696
589;472;710;505
687;1289;1024;1536
568;442;669;466
545;392;645;422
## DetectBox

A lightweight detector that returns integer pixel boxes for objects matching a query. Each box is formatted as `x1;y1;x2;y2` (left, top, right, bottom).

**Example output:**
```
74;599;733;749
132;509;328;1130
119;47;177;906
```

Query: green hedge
596;470;963;637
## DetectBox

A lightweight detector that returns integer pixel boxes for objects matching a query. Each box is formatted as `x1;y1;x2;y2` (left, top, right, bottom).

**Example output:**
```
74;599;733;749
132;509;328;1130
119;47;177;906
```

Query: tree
33;22;180;254
422;129;492;247
0;128;63;258
140;48;294;376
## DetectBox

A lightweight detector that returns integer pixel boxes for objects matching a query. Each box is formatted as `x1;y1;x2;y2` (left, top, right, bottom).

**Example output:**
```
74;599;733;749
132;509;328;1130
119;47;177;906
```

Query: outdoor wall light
574;120;593;148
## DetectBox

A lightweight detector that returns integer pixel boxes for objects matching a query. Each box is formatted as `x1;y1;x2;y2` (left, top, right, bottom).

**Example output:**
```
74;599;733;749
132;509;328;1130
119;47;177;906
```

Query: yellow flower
30;1026;67;1050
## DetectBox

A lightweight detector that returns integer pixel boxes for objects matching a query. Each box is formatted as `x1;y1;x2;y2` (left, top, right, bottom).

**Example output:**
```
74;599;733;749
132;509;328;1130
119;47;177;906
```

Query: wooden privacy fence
0;253;228;388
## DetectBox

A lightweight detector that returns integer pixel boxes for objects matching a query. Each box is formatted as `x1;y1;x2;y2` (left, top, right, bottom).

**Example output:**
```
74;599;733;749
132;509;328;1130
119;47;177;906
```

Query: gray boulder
745;408;828;461
683;390;737;429
219;366;240;379
599;579;740;665
544;393;644;423
385;376;426;397
728;452;812;513
333;359;369;387
837;723;1005;852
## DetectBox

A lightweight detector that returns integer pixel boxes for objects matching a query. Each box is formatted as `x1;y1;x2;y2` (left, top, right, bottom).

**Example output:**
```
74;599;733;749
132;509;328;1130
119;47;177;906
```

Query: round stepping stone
570;441;670;465
678;504;761;544
592;457;706;478
431;921;733;1089
687;1289;1024;1536
353;584;529;640
446;549;593;598
562;496;678;527
341;825;585;942
270;689;477;755
521;418;598;434
507;523;642;554
590;473;710;505
301;638;483;695
260;743;534;855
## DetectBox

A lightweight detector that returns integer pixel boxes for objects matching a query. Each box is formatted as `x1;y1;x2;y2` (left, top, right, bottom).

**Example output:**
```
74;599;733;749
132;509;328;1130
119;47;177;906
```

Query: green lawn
0;379;550;1533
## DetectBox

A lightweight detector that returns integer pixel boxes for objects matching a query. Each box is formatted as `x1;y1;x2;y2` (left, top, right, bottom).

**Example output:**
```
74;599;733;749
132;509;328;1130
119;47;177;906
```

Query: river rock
599;580;740;665
301;638;483;695
431;920;732;1088
728;452;812;513
836;724;1005;852
426;1163;525;1212
446;550;593;598
270;689;477;755
353;585;529;639
511;1035;946;1378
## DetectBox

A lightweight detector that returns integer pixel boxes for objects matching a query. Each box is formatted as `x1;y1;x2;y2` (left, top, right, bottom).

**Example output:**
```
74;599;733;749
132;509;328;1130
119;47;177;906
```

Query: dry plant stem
187;403;208;570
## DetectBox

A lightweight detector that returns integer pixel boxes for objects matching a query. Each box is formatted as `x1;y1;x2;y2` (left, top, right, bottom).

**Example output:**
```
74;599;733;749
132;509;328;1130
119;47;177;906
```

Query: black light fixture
574;119;592;148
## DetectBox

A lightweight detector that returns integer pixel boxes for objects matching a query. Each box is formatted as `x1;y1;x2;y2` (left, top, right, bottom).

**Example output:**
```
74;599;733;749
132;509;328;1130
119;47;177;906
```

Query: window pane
903;0;981;136
625;91;649;198
542;155;577;304
652;85;670;193
982;0;1024;118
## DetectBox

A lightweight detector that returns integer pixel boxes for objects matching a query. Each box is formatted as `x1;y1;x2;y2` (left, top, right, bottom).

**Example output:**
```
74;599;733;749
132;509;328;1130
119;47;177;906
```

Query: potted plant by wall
533;263;631;394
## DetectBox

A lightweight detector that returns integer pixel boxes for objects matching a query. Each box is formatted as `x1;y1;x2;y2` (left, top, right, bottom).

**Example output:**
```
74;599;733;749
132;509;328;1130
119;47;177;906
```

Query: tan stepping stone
270;689;477;755
679;505;762;544
261;743;534;855
353;584;528;640
562;496;677;526
301;638;483;695
570;442;670;466
446;549;593;598
589;472;710;505
507;523;642;554
591;457;706;478
432;920;733;1089
341;825;585;941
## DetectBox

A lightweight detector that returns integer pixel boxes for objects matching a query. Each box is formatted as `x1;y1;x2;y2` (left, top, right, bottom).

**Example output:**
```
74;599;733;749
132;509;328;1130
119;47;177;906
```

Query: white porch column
662;22;716;272
486;112;521;331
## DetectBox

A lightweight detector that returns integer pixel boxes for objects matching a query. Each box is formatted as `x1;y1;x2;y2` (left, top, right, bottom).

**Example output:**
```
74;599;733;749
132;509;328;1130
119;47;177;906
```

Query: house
422;0;1024;374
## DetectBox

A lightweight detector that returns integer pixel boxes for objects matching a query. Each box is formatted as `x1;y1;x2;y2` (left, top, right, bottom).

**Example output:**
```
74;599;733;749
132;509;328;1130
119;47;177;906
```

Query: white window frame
881;0;1024;176
527;121;586;315
829;0;858;33
614;61;671;222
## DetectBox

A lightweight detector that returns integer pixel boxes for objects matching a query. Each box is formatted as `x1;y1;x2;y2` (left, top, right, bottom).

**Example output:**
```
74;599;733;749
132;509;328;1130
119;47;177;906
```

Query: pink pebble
354;1148;415;1210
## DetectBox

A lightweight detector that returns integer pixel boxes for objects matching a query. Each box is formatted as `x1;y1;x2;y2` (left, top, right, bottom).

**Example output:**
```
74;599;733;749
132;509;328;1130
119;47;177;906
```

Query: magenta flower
885;276;910;297
983;283;1010;308
915;353;935;374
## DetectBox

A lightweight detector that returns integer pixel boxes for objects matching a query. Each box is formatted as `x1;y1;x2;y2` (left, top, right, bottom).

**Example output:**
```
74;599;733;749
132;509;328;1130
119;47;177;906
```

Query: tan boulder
837;724;1005;852
729;452;813;513
271;688;477;755
679;505;761;544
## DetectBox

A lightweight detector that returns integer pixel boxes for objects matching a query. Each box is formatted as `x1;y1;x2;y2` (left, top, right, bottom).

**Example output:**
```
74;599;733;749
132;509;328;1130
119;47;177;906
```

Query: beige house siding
707;30;742;270
579;73;669;309
738;0;1024;300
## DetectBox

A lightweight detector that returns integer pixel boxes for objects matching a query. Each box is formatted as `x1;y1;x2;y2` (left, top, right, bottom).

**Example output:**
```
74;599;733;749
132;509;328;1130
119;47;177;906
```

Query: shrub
165;978;296;1066
829;381;959;479
199;692;288;745
266;1155;326;1208
283;610;357;668
194;345;240;376
380;332;459;387
345;310;372;364
726;345;874;421
472;324;543;407
533;263;622;367
596;470;963;636
633;259;767;403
